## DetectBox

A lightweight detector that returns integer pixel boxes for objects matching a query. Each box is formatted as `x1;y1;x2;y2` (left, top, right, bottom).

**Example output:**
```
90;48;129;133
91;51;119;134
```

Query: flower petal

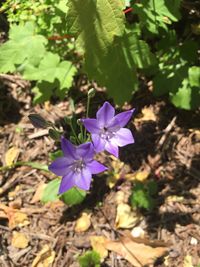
96;102;115;127
59;171;75;194
81;118;100;134
77;142;94;160
75;167;92;191
112;128;134;147
61;137;77;159
48;157;72;176
114;108;135;128
105;141;119;157
87;160;108;174
92;134;106;153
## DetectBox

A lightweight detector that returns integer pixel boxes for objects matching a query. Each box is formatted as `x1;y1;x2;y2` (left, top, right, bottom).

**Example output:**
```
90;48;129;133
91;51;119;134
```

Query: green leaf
41;178;61;203
67;0;125;52
49;150;64;161
32;81;56;104
86;31;156;104
170;79;200;110
189;66;200;87
23;162;49;172
180;41;198;62
134;0;181;34
60;187;86;206
79;250;101;267
24;52;76;90
130;181;157;210
0;22;47;73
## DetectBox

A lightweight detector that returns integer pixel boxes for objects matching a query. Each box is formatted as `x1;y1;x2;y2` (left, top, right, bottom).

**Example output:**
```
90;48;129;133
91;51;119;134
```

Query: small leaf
5;147;20;166
90;236;108;260
11;231;29;249
31;244;55;267
49;150;63;161
75;212;91;233
41;179;60;203
48;128;61;141
115;203;141;229
60;187;86;206
28;114;50;129
79;250;101;267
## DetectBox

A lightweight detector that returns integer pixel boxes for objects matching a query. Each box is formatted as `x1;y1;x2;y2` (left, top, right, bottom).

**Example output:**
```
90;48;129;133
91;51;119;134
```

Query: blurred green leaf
79;250;101;267
41;178;60;203
60;187;86;206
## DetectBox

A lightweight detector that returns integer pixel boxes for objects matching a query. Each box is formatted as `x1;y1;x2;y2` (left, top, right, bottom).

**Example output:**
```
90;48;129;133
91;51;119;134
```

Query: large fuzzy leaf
0;22;47;73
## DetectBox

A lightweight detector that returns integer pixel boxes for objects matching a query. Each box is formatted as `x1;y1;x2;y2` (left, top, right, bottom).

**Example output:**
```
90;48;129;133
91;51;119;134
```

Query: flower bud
88;88;96;98
28;114;50;129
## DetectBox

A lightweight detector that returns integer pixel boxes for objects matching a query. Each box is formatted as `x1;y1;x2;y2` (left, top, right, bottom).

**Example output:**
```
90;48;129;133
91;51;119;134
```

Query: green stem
0;161;49;172
84;96;91;140
70;121;80;144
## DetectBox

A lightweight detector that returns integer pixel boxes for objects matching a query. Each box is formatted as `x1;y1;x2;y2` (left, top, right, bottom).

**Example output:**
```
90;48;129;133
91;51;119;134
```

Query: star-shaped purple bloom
82;102;135;157
49;137;107;194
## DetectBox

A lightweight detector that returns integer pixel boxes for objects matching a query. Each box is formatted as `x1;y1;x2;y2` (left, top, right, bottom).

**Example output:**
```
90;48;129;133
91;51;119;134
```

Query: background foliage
0;0;199;109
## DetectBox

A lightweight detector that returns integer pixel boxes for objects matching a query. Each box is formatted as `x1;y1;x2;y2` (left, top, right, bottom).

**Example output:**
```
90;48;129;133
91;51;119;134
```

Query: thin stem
84;96;91;140
70;122;80;144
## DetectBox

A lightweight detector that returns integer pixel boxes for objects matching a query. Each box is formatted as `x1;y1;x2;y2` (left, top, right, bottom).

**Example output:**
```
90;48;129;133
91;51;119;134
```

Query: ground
0;75;199;267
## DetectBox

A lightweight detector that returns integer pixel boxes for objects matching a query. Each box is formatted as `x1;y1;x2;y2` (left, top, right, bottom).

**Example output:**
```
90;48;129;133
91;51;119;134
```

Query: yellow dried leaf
104;235;168;267
125;170;150;182
5;147;20;166
8;185;21;200
32;245;55;267
106;157;126;188
115;203;141;229
166;195;184;204
183;255;193;267
90;236;108;260
9;210;30;229
11;231;29;249
75;212;91;233
0;204;30;229
31;182;47;203
135;107;156;122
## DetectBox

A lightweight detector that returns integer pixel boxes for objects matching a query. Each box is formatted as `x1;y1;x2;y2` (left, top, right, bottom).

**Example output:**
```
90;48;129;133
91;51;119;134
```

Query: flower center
100;127;115;141
73;159;85;173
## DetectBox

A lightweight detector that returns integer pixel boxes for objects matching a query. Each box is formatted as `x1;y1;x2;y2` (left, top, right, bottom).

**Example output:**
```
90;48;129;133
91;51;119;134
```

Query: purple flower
49;137;107;194
82;102;135;157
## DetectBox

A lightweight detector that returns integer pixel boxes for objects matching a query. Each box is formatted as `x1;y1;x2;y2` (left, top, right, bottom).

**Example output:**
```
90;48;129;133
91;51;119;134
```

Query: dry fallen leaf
31;182;47;203
5;147;20;166
135;107;156;122
183;254;193;267
75;212;91;233
115;203;141;229
125;170;150;182
131;227;145;238
165;195;184;204
90;236;108;260
32;244;55;267
104;235;168;267
0;204;30;228
106;157;126;188
11;231;29;249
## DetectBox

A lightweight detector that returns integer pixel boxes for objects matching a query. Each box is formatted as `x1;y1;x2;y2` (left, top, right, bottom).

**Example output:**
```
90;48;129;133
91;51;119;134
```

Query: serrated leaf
41;179;60;203
60;187;86;205
85;31;156;104
67;0;125;51
0;22;47;73
24;52;76;90
134;0;181;34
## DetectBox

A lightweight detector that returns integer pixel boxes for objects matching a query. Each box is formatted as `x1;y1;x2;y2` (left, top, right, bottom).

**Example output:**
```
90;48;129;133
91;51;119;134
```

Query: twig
157;116;177;148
